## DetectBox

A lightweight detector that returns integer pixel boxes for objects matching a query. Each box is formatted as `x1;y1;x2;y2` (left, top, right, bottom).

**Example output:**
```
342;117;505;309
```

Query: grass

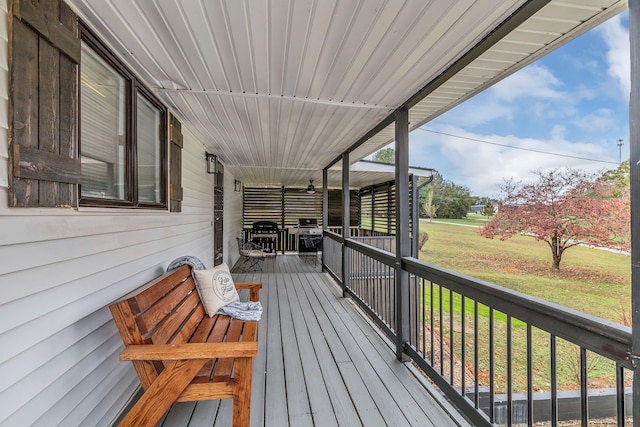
417;218;631;393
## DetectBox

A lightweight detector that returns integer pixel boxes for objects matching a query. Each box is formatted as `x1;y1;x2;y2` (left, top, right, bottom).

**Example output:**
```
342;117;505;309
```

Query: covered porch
2;0;639;426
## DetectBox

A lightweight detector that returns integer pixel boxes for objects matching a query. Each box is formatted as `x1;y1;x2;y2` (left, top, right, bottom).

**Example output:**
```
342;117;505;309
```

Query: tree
482;200;495;217
433;180;474;219
417;171;473;219
601;160;629;198
480;168;630;270
373;147;395;164
422;186;439;222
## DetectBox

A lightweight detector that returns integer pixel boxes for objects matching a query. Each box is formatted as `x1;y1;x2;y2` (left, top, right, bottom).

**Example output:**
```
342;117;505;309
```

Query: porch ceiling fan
306;179;315;194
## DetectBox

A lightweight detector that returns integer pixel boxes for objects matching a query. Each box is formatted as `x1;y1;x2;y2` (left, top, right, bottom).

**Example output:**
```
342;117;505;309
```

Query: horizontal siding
0;12;217;423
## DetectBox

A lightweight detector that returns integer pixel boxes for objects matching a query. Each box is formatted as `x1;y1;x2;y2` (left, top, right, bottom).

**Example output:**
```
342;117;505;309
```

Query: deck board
159;255;466;427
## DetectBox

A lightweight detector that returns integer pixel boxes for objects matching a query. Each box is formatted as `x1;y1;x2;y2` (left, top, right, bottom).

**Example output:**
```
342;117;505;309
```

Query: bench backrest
109;264;205;388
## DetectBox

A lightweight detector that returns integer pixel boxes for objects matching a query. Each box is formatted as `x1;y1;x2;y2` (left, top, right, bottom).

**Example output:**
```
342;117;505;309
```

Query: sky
405;10;630;198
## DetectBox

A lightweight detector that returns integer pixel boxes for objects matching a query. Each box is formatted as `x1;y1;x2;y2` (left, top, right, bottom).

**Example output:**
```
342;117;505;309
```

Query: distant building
470;204;485;214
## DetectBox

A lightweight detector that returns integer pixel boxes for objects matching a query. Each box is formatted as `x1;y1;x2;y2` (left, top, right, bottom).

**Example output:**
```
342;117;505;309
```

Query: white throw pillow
193;263;239;316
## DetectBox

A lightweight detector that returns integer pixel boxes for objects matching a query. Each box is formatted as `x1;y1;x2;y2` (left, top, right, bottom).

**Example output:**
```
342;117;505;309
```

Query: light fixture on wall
206;153;217;174
234;179;242;192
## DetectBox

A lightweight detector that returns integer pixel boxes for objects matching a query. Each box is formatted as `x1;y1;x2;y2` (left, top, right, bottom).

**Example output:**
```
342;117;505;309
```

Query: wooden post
629;0;640;424
395;107;410;361
342;152;350;298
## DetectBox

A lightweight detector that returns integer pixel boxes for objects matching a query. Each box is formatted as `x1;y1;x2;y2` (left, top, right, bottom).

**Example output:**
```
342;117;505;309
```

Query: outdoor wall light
234;179;242;192
206;153;217;174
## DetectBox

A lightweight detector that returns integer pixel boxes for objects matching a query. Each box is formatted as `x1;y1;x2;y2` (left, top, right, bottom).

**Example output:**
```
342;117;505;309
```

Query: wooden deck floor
158;255;467;427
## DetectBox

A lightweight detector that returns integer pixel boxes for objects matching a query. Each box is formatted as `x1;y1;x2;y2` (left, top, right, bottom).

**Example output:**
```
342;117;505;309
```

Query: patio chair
236;237;274;272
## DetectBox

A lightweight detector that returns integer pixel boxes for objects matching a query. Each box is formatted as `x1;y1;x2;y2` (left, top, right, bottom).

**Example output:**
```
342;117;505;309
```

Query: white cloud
412;125;616;196
438;96;515;127
489;64;564;101
571;108;616;131
598;15;630;96
437;64;570;128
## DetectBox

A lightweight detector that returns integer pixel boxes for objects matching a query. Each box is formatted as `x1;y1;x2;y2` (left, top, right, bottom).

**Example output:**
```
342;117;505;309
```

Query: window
79;25;167;208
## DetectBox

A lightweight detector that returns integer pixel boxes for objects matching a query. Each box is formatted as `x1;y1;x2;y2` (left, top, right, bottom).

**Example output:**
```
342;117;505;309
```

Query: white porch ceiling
67;0;626;188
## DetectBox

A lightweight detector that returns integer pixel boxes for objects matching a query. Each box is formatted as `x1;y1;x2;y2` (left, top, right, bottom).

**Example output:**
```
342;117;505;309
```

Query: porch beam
629;0;640;423
324;0;551;171
342;152;351;298
395;107;410;361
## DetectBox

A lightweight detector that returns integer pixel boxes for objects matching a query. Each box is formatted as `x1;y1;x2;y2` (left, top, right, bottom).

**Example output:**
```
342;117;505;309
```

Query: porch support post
322;167;329;271
395;107;410;361
629;0;640;423
342;152;351;298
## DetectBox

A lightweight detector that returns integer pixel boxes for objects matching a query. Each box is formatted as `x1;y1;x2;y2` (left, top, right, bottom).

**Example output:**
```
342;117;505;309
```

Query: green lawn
419;218;630;322
417;219;631;392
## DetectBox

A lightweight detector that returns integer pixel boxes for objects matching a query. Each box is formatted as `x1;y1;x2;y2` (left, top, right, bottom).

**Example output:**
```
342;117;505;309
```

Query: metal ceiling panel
66;0;626;187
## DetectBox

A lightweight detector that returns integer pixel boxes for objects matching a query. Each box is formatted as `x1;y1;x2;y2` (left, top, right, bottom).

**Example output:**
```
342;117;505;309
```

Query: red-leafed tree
480;168;630;269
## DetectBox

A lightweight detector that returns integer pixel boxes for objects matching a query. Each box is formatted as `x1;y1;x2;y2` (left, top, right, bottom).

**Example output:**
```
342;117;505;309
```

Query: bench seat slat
212;319;244;382
198;315;232;379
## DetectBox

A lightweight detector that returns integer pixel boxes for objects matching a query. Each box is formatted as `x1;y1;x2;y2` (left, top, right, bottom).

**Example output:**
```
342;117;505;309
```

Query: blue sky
406;11;630;197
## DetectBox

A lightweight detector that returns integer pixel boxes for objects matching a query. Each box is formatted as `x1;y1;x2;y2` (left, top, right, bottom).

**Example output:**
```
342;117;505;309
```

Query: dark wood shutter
169;114;183;212
9;0;80;207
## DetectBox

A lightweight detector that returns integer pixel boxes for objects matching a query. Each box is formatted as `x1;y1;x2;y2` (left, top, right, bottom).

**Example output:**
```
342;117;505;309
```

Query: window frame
79;23;168;209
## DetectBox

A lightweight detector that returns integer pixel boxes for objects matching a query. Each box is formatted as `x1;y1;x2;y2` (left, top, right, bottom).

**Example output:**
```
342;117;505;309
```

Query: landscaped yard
418;216;631;393
420;216;631;323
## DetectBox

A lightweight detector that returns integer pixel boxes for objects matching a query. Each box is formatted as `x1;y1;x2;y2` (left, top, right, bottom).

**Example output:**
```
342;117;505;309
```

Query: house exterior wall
0;0;234;423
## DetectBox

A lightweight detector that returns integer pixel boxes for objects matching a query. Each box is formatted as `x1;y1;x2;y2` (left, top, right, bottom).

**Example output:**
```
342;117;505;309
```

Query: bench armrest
234;282;262;301
234;282;262;290
120;341;258;361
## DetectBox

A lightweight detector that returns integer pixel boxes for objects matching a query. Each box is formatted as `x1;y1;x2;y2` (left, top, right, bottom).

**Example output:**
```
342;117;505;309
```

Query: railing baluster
507;315;512;427
422;279;426;358
376;258;381;322
616;363;625;427
551;335;557;427
371;257;375;317
430;281;435;365
580;347;588;427
489;308;495;423
461;295;466;396
440;284;444;376
390;263;395;331
474;301;479;409
416;276;420;348
527;324;533;427
450;288;454;384
363;253;368;311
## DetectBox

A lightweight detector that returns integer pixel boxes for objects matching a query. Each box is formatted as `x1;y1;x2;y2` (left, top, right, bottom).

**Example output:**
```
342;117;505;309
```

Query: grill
251;221;278;253
298;218;322;255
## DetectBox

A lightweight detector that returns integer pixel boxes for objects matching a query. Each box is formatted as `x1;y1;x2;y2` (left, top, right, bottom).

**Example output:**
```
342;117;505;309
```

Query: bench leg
232;357;253;427
119;359;206;427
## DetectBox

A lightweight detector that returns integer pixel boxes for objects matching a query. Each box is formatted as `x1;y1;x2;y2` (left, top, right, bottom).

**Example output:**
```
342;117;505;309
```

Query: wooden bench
109;264;261;427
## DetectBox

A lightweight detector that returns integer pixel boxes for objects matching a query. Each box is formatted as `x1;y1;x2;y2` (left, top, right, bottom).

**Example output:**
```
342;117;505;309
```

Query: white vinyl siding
0;2;222;422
